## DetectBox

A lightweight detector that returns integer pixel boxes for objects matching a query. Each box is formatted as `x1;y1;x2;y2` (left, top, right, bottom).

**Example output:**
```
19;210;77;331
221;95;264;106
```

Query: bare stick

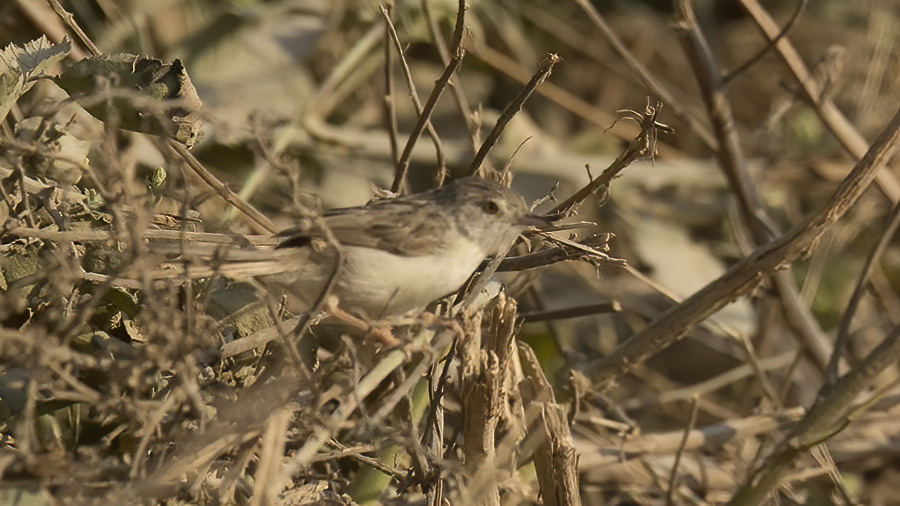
828;199;900;383
548;100;670;217
422;0;480;155
738;0;900;203
722;0;808;84
382;2;400;168
169;142;277;234
572;0;716;149
579;104;900;387
464;54;561;178
424;0;468;186
473;45;686;160
253;220;343;366
496;233;613;271
674;0;835;372
518;302;621;323
674;1;770;239
382;6;456;193
666;395;700;506
46;0;102;56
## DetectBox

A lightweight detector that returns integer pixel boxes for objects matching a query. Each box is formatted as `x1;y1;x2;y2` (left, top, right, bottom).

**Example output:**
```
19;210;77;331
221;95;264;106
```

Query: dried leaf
55;54;203;147
0;36;72;122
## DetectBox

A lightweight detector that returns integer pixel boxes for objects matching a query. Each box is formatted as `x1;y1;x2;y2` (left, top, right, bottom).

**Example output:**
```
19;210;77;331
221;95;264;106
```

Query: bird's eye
482;200;500;214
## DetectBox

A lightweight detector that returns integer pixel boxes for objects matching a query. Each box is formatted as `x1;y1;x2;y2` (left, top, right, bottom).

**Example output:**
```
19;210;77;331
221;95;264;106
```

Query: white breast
336;242;486;318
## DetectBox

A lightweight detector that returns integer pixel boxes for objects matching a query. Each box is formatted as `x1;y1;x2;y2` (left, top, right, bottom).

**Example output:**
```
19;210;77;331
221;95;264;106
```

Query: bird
149;177;550;320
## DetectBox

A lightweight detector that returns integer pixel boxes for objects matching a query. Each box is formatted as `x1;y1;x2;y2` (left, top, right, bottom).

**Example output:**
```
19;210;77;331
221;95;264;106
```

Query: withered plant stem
673;0;835;373
464;54;560;178
548;100;667;218
46;0;101;56
582;103;900;388
382;2;400;168
383;3;458;193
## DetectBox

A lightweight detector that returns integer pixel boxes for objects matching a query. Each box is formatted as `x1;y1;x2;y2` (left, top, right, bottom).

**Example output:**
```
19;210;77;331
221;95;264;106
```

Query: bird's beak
518;213;557;231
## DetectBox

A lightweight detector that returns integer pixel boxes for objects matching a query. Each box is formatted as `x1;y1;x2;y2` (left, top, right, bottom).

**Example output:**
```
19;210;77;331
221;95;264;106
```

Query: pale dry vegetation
3;1;900;505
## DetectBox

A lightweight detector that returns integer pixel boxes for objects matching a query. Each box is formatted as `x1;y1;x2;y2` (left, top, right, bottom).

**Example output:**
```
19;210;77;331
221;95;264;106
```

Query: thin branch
548;100;671;217
828;199;900;384
666;395;700;506
579;104;900;387
518;302;621;323
674;0;771;239
422;0;479;157
383;2;400;168
169;142;277;234
277;221;343;367
472;45;643;143
572;0;716;150
495;234;611;271
722;0;808;84
325;440;407;480
420;336;456;456
46;0;102;56
464;54;561;178
382;5;457;193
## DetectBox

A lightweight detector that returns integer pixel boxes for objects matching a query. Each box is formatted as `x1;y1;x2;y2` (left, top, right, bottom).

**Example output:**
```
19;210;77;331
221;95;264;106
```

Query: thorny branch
548;100;672;218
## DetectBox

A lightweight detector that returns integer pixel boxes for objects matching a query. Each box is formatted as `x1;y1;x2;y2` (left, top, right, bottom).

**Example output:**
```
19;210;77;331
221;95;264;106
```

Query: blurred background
4;0;900;504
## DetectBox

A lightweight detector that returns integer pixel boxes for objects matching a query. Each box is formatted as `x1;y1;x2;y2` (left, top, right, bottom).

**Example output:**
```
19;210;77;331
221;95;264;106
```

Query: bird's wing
277;200;448;256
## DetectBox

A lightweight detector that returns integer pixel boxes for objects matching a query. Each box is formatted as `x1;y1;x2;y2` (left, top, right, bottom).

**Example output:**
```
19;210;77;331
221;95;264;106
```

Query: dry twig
382;4;455;193
465;54;561;178
548;100;671;218
581;104;900;387
673;0;835;373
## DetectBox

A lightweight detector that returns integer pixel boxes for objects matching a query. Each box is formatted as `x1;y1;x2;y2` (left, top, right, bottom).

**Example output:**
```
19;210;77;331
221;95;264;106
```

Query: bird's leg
323;297;400;346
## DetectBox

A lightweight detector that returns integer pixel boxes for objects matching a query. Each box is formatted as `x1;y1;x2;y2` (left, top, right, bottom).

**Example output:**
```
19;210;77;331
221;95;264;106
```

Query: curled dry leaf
0;36;72;123
54;55;203;147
